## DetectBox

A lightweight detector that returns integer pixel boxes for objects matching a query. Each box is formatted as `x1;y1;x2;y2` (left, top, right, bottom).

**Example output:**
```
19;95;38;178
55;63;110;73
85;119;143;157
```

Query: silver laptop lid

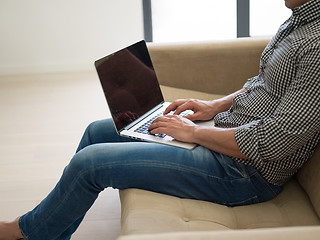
95;40;164;132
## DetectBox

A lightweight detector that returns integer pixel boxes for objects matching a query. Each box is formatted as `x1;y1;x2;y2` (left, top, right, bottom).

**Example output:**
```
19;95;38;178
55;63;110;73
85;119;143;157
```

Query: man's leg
17;119;281;239
76;118;137;153
18;143;281;239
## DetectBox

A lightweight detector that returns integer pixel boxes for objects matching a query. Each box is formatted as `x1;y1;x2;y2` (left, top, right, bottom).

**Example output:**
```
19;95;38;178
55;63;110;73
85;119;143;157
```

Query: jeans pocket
219;154;246;179
220;154;257;179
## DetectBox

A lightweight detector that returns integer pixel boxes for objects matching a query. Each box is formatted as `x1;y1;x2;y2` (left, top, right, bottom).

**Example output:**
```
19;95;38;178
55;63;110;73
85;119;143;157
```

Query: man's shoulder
288;19;320;54
296;19;320;41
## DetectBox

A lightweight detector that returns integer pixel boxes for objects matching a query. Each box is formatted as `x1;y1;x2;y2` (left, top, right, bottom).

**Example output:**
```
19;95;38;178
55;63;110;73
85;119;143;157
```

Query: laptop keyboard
134;110;192;138
134;112;166;138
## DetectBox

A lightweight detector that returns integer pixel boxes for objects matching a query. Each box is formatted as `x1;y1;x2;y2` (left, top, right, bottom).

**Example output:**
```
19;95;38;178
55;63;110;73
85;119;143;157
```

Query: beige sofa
117;38;320;240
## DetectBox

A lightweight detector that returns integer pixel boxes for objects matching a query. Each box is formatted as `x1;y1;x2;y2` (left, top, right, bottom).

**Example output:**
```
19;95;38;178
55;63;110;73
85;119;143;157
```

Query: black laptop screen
95;40;164;131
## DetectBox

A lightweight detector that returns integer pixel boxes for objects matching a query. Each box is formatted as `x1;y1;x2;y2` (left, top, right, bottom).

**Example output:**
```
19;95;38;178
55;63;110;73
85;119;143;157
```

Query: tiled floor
0;72;121;240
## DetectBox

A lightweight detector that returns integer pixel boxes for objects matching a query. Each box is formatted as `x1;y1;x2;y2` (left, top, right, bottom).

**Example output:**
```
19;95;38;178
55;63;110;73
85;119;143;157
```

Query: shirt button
183;217;190;222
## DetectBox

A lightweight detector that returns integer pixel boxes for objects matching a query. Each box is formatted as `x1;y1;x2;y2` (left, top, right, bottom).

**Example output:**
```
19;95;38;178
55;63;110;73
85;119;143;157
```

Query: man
1;0;319;239
150;0;320;186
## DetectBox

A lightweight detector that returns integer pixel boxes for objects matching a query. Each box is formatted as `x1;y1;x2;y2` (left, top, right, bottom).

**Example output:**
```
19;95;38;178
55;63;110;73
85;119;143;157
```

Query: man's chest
259;33;302;97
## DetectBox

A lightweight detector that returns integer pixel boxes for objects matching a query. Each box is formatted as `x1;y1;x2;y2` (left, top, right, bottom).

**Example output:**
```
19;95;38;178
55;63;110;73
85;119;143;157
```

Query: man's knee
67;148;96;177
85;120;105;137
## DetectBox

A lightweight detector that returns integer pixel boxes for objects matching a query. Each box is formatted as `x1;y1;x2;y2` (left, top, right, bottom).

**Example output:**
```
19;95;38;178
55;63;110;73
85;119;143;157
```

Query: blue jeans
19;119;282;240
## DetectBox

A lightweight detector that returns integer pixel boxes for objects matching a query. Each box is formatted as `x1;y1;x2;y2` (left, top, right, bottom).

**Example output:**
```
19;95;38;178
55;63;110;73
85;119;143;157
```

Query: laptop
95;40;214;150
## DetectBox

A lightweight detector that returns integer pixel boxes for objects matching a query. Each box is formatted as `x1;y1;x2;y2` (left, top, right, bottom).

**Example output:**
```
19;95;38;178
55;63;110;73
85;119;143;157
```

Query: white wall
0;0;144;75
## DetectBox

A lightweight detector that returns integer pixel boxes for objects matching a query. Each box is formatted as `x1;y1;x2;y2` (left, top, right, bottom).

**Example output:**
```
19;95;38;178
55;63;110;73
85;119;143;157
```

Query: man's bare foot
0;218;23;240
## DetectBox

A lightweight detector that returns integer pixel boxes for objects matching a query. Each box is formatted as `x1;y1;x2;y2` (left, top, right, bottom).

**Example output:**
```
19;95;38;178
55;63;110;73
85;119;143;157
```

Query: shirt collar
292;0;320;26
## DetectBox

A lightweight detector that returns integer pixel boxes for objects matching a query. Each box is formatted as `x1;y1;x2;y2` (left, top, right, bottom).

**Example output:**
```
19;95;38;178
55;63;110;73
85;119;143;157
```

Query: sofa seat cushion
119;179;320;235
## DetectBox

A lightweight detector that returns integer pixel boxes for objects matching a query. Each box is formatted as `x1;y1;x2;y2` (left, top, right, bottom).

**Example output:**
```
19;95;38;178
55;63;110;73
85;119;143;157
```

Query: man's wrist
210;99;231;115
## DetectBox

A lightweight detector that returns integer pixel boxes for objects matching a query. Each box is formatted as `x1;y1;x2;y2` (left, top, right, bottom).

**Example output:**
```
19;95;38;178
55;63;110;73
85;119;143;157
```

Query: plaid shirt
214;0;320;186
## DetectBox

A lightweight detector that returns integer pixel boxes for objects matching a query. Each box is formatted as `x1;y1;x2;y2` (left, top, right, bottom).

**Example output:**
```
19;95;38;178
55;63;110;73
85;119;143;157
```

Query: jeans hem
19;216;29;240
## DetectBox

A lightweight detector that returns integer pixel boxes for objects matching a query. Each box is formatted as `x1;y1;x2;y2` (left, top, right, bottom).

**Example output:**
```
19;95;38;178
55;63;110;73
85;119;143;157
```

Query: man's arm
149;88;249;159
149;114;248;159
164;88;247;122
193;126;249;159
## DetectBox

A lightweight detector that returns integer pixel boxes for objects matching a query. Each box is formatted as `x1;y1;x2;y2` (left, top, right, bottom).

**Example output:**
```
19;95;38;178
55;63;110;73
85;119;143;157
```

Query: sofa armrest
148;37;270;95
117;226;320;240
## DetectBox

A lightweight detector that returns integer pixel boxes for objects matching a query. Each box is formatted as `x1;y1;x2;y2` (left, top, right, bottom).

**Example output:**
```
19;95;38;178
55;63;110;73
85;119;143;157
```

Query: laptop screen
95;40;164;131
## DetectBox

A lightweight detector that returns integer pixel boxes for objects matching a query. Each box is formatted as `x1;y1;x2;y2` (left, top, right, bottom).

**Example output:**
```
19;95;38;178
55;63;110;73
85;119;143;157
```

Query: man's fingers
163;104;176;115
184;113;198;121
149;127;166;135
174;102;193;115
149;116;170;131
164;99;192;115
164;100;184;114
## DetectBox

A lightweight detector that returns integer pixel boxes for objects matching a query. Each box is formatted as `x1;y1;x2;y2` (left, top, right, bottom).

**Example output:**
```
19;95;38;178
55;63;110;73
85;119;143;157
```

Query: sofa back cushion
297;143;320;218
149;38;270;95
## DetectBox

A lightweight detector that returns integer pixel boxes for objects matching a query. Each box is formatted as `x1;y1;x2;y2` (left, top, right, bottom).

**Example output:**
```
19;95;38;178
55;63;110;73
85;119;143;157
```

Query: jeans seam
96;160;213;180
19;217;29;240
208;169;257;182
98;159;249;183
225;195;260;207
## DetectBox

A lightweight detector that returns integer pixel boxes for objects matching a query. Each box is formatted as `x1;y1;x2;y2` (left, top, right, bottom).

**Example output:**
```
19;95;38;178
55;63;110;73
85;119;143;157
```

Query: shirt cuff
235;120;262;161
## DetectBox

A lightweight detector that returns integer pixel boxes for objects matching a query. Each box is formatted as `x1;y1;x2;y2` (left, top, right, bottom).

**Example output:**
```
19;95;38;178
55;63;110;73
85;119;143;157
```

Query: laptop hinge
124;102;165;131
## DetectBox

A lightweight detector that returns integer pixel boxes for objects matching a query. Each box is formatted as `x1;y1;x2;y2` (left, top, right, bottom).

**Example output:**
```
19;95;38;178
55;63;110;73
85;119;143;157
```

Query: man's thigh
73;141;260;205
77;119;137;152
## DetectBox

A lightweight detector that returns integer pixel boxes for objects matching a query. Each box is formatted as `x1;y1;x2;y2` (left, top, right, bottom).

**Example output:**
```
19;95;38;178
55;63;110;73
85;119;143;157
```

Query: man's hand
148;114;197;143
148;90;249;159
148;114;248;159
164;99;218;122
